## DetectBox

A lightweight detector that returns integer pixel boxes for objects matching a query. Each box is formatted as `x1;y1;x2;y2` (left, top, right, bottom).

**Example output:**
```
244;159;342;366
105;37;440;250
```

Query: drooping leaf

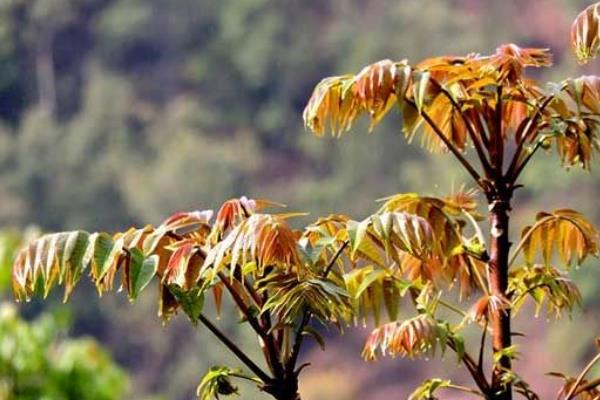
547;76;600;169
362;314;455;361
259;272;352;327
491;44;552;84
509;265;582;317
377;193;467;257
167;284;206;324
349;212;435;263
571;3;600;64
91;233;124;292
196;366;243;400
354;59;412;131
12;231;95;302
303;75;359;137
127;249;158;300
419;93;468;153
210;196;284;243
163;241;205;290
203;214;302;278
468;294;511;323
303;60;412;137
343;266;411;326
409;378;453;400
518;209;599;269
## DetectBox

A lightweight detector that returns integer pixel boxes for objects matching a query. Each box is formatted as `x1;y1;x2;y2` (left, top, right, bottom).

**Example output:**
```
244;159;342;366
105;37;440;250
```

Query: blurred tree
0;302;129;400
0;229;132;400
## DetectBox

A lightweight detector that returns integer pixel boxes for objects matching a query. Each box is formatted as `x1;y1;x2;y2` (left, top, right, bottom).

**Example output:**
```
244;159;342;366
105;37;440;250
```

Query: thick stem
264;376;301;400
488;197;513;400
272;391;301;400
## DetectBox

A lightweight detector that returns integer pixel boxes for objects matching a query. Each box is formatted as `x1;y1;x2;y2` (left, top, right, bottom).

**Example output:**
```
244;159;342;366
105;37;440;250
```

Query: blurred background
0;0;600;398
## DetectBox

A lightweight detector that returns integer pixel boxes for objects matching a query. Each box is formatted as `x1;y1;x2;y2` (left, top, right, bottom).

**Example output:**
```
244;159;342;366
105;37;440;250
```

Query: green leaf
128;250;158;300
347;218;369;258
92;233;124;283
61;231;93;301
196;366;242;400
168;284;205;324
409;378;451;400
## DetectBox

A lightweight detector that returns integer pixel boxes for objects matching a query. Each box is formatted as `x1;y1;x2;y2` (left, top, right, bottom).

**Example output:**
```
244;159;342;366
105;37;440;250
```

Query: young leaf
127;250;158;300
509;265;582;317
167;284;205;324
571;3;600;64
517;209;599;269
259;273;351;327
408;378;451;400
362;314;452;361
196;366;243;400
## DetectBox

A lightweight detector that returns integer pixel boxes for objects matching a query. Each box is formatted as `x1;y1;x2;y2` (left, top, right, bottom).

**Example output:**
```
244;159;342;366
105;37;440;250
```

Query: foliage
302;38;600;399
571;2;600;64
0;302;128;400
7;2;600;399
196;367;244;400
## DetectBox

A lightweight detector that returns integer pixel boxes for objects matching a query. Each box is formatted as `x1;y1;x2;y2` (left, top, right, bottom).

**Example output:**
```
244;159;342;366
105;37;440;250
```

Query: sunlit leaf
259;273;352;327
517;209;599;269
303;60;412;136
409;378;452;400
509;265;582;317
571;3;600;64
196;366;243;400
362;314;456;361
127;250;158;300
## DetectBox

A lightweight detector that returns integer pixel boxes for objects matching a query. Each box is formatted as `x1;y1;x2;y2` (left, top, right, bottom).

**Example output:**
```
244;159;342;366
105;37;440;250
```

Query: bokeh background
1;0;600;398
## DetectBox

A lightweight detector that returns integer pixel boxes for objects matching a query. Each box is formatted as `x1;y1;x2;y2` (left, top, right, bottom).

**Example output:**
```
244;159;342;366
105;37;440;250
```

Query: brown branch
323;241;349;277
217;271;284;377
447;339;490;394
416;105;484;188
494;86;504;178
572;376;600;397
566;353;600;400
198;313;272;383
510;139;544;183
478;320;489;373
443;384;486;398
430;78;494;177
505;95;555;181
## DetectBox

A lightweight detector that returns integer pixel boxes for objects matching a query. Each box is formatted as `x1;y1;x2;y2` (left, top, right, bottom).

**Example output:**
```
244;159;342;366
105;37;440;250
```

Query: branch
323;240;349;277
286;241;349;374
217;271;284;377
505;96;554;180
430;78;494;177
444;384;486;398
438;299;469;318
416;105;484;188
447;339;490;394
198;313;272;383
571;376;600;397
478;320;488;373
494;86;504;178
510;138;545;183
566;353;600;400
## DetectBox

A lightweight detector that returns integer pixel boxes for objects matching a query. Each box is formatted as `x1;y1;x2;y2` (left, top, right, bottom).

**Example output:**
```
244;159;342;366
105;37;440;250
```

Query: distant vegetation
3;1;600;399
